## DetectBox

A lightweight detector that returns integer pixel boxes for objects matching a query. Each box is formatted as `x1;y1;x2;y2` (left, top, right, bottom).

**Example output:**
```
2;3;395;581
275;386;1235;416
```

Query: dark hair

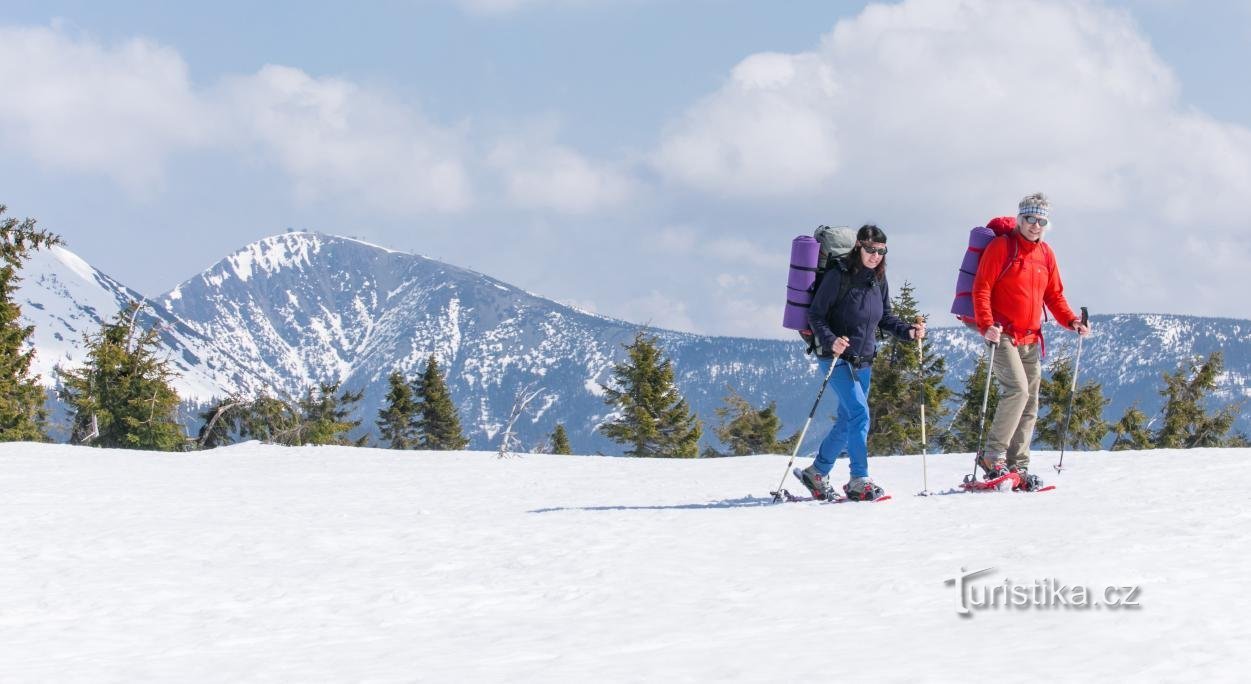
846;224;887;281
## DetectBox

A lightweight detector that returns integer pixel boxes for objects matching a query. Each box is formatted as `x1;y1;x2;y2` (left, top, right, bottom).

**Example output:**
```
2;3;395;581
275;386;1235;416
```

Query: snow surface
2;443;1248;681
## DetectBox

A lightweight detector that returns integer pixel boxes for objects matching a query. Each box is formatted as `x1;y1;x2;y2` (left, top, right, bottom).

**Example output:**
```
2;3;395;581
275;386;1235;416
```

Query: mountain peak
166;231;411;299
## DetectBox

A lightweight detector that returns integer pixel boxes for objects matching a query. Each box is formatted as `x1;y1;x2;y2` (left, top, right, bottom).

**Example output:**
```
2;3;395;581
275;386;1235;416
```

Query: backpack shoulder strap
833;256;856;306
995;234;1019;282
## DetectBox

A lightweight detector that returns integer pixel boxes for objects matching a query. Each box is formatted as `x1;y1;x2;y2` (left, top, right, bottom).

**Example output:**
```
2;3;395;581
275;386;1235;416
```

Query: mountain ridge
16;232;1251;450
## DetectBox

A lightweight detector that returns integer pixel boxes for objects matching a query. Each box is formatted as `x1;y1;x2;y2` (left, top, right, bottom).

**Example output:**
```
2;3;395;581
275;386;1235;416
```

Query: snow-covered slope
15;245;250;402
1;442;1245;680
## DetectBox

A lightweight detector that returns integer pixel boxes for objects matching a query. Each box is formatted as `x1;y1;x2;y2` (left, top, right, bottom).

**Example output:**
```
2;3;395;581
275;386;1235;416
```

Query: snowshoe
844;476;886;501
1012;468;1045;492
960;470;1021;492
795;465;840;501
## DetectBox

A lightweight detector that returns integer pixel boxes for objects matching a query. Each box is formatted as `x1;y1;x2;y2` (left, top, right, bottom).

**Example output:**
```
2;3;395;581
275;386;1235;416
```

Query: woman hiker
798;224;926;501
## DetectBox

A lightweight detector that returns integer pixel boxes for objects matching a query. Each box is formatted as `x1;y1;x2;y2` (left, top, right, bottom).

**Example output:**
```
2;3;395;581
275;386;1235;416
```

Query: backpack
949;216;1056;328
783;225;857;354
950;217;1015;325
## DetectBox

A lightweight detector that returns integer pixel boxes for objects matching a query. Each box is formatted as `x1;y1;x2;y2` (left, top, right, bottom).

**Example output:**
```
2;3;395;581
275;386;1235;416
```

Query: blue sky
2;0;1250;338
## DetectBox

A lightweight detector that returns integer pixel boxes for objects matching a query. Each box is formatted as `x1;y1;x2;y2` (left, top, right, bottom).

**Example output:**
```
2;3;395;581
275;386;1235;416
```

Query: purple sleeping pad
783;236;820;330
950;226;995;319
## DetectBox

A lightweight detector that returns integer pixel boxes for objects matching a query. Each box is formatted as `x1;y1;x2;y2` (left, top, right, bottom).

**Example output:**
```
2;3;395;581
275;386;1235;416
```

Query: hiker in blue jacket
799;224;925;501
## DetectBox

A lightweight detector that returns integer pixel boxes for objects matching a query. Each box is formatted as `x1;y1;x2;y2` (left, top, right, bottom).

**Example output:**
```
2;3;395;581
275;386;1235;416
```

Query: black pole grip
1080;306;1089;326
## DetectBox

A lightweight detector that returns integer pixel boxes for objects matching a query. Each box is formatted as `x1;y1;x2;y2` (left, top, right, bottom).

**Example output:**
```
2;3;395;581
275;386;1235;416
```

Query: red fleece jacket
972;231;1078;345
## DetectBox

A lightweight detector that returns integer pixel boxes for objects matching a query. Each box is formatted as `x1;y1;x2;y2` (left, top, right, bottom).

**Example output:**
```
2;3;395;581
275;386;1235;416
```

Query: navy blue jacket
806;257;913;363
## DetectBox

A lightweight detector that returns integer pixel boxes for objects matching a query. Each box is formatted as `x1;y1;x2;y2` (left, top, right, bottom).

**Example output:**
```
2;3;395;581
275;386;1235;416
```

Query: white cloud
0;25;472;213
616;291;697;333
653;51;841;197
651;227;777;271
652;0;1251;321
0;25;209;193
218;65;473;214
487;137;635;214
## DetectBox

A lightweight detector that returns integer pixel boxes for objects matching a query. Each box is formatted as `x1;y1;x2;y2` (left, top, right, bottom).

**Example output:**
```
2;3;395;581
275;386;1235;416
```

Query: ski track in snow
1;444;1248;681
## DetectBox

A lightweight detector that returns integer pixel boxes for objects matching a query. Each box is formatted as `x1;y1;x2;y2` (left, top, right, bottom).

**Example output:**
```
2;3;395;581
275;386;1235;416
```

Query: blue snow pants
813;357;873;479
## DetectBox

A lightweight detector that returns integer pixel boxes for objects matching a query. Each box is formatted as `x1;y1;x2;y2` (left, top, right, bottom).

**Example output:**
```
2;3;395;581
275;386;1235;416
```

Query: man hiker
971;192;1091;490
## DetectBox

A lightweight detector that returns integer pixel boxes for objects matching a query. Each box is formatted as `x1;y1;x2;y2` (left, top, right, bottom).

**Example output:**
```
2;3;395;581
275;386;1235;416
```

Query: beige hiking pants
988;340;1041;470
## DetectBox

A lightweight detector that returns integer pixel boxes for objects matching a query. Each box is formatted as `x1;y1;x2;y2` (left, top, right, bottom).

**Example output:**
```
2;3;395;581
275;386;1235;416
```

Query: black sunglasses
860;244;888;256
1023;215;1049;227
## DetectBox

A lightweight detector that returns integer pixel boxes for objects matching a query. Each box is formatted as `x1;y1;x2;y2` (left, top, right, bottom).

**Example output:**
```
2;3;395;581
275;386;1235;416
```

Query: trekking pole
1054;307;1089;474
916;315;931;496
770;339;846;503
967;334;1000;484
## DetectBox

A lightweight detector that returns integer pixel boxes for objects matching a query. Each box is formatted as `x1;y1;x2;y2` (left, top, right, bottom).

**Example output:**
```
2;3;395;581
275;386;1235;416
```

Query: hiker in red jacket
971;192;1091;490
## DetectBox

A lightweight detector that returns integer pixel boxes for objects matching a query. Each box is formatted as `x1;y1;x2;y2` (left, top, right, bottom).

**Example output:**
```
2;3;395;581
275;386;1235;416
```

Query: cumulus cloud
0;24;472;213
487;136;635;214
652;227;776;270
0;25;209;193
617;291;697;333
654;52;841;197
218;65;472;214
653;0;1251;320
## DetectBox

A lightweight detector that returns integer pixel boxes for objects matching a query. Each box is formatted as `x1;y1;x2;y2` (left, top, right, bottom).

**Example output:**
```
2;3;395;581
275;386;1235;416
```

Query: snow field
2;443;1248;682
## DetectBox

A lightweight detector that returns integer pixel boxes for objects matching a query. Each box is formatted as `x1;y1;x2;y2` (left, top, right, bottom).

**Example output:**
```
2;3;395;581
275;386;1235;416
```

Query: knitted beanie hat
1018;192;1050;217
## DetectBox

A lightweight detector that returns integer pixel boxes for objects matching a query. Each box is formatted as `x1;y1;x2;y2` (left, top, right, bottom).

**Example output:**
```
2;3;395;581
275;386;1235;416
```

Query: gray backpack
799;225;858;354
813;225;857;269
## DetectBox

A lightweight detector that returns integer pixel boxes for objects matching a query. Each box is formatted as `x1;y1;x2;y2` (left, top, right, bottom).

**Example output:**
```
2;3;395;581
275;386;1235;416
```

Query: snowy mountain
15;246;256;404
16;232;1251;450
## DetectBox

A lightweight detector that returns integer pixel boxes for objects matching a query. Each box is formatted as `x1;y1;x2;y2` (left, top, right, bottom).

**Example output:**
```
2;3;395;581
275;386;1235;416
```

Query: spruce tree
1110;405;1154;451
599;331;701;457
1225;433;1251;448
867;283;950;455
0;205;61;442
196;396;247;449
413;355;468;450
377;371;419;449
1154;352;1236;449
1034;357;1110;450
940;350;999;453
238;394;302;445
58;304;185;450
295;382;365;446
713;388;789;456
549;424;572;455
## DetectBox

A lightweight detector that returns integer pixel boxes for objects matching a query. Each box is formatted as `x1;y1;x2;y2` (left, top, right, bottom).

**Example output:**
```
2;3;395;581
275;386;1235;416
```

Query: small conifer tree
1035;357;1110;450
1154;352;1236;449
413;355;468;450
238;394;302;444
0;205;61;442
549;423;572;455
940;350;999;453
867;283;950;455
197;396;247;449
295;382;364;446
714;388;790;456
599;331;701;457
58;304;185;450
377;371;419;449
1110;405;1154;451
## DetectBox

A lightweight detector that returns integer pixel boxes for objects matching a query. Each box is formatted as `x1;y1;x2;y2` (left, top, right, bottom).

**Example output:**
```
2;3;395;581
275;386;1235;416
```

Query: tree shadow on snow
529;495;778;513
